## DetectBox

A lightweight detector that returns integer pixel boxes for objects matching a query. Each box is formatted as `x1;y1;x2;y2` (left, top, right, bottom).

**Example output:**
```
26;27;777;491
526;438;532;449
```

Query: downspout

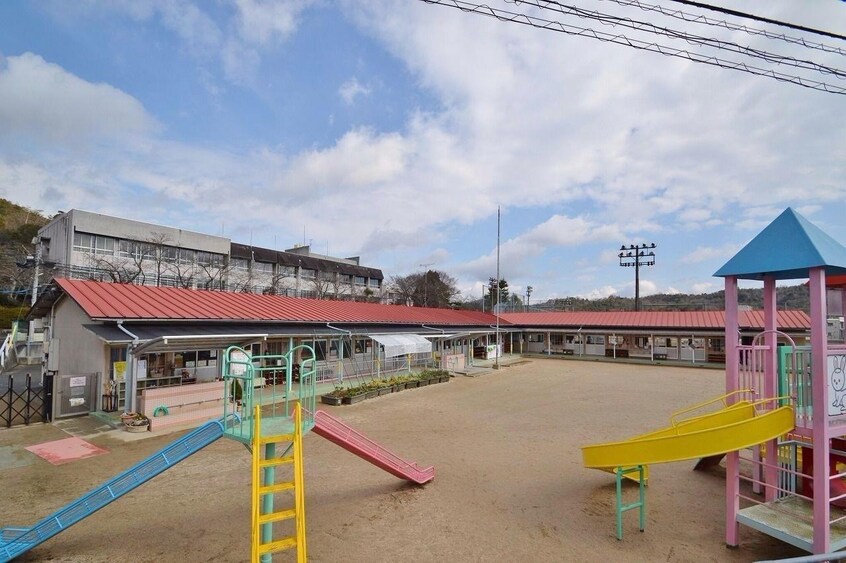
116;321;140;413
577;327;583;357
326;323;351;382
421;325;445;368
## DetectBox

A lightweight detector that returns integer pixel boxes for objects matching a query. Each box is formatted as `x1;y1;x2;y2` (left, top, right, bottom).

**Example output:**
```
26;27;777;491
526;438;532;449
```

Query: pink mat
25;437;108;465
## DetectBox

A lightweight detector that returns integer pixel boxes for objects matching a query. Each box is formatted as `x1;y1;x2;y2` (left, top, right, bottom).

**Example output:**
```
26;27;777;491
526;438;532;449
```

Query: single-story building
27;278;812;420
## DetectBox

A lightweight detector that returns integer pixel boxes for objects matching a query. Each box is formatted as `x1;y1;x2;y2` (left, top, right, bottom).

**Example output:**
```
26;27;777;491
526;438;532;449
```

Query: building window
253;261;273;275
73;232;116;255
196;251;223;266
159;246;176;262
178;248;195;264
368;278;380;289
340;274;352;284
319;270;336;281
232;258;249;271
550;334;564;346
301;268;316;279
279;266;296;278
354;276;366;286
586;335;605;345
528;334;544;343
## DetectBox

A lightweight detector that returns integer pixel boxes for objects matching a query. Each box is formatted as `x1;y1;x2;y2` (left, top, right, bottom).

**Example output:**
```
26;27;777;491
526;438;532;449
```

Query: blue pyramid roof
714;208;846;281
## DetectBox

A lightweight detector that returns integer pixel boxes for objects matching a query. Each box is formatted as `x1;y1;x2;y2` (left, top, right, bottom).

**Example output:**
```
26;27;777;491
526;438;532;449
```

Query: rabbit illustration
831;355;846;412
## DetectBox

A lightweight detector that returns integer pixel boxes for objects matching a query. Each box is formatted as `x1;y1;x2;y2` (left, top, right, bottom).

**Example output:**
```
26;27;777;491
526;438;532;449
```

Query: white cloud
579;285;618;300
0;53;157;143
233;0;312;45
339;77;372;105
692;282;719;294
681;244;740;265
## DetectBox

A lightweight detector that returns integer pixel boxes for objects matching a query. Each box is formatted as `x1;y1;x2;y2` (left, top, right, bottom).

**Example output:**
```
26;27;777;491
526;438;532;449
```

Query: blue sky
0;1;844;304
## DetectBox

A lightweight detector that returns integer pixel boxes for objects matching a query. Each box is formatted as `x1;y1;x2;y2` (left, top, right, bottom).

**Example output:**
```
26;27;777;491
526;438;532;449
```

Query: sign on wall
828;353;846;416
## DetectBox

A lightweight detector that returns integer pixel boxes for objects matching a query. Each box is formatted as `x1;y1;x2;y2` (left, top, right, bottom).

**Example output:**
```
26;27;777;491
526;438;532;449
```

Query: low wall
139;381;225;431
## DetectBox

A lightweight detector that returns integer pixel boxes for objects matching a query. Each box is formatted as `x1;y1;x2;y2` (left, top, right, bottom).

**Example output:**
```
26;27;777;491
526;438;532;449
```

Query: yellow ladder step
258;536;297;555
259;434;293;444
258;508;297;525
259;481;295;495
259;456;295;468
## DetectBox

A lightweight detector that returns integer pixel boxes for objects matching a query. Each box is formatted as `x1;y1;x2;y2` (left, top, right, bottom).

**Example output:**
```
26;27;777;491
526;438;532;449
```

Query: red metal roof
52;279;811;331
499;310;811;331
54;279;502;326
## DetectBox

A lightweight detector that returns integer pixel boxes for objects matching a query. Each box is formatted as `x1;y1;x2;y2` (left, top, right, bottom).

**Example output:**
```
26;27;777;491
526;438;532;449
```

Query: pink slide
311;410;435;484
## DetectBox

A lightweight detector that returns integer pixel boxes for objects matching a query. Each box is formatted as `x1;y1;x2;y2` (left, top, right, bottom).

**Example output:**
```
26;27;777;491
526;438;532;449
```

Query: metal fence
1;374;49;428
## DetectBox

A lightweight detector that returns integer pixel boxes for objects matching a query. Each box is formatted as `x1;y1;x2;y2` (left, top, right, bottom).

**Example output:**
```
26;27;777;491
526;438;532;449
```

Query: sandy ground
0;358;807;563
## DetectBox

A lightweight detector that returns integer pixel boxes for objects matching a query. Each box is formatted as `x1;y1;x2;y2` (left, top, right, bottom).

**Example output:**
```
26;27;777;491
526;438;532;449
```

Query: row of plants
320;370;451;406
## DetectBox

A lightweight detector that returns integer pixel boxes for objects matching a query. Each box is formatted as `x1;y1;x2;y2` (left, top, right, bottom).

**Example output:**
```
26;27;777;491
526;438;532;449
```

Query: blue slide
0;419;226;562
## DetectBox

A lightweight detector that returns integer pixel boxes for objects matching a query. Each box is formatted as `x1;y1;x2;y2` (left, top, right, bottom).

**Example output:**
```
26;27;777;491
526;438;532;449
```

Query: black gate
1;374;48;428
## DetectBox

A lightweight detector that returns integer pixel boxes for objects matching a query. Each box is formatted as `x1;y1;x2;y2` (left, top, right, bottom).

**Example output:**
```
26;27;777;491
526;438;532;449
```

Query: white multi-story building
35;209;384;301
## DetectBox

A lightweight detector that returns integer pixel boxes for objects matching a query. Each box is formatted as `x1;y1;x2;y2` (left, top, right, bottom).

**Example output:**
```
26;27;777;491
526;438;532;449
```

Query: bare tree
145;232;174;287
310;271;336;299
390;270;459;308
195;256;230;290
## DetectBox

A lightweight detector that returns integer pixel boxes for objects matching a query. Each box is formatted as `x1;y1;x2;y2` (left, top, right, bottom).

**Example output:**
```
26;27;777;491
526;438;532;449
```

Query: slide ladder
312;409;434;484
251;404;306;563
0;418;226;562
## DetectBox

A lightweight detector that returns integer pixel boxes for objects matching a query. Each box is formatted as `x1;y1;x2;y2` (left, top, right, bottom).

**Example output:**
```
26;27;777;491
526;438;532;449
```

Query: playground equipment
583;208;846;555
1;343;434;563
582;393;795;539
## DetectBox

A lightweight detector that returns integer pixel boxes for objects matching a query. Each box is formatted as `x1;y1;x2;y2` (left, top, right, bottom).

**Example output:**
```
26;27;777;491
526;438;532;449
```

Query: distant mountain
538;285;811;313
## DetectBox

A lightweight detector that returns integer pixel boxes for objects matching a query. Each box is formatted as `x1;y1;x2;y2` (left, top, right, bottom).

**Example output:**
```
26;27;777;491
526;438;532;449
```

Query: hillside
539;284;812;313
0;199;50;324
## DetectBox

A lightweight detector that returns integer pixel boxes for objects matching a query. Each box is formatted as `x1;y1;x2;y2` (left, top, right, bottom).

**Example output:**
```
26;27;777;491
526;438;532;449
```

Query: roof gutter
325;323;352;336
420;324;445;334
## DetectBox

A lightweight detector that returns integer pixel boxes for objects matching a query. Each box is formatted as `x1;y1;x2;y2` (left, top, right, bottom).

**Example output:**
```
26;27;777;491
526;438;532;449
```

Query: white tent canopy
370;334;433;358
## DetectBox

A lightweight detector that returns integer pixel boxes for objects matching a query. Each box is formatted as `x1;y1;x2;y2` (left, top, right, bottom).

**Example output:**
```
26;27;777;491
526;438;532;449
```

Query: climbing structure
715;207;846;555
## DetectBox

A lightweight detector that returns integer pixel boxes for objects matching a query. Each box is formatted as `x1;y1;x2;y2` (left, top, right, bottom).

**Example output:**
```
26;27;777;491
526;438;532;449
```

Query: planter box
365;390;379;399
377;387;392;396
321;394;343;406
439;376;451;383
405;380;419;389
393;383;407;392
428;378;441;385
343;393;367;405
417;379;429;387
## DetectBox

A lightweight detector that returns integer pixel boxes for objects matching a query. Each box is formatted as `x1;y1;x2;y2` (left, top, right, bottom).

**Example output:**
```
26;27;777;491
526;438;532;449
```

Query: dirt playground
0;358;804;562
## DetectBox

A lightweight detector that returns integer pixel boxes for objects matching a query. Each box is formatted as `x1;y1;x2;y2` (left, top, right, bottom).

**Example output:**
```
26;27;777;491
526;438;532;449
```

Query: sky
0;0;844;305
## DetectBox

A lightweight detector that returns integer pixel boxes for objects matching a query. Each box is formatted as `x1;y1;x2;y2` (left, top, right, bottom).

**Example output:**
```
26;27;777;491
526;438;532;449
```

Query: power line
665;0;846;42
519;0;846;79
419;0;846;95
594;0;846;56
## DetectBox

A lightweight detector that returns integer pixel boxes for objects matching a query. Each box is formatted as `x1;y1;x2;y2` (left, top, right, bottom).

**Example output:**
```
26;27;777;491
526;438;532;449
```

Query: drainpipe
577;327;583;357
422;325;445;368
326;323;351;381
116;321;140;413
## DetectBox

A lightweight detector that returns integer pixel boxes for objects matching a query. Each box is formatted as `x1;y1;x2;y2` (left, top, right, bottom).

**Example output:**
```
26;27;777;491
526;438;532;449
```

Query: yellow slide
582;401;795;469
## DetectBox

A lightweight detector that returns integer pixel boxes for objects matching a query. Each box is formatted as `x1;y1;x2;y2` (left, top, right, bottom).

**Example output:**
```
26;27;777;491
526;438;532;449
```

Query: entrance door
55;373;98;418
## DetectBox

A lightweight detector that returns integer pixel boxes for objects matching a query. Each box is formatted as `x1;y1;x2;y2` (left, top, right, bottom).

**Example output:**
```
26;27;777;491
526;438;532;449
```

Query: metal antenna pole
495;206;500;369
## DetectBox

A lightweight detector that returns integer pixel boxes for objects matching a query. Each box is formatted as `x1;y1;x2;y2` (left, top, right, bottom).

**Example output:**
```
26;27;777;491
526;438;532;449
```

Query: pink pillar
724;276;740;546
764;276;778;502
810;267;830;553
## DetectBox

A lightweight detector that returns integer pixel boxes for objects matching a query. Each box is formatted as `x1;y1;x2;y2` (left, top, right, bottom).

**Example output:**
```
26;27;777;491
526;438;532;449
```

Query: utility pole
618;243;657;312
525;285;533;312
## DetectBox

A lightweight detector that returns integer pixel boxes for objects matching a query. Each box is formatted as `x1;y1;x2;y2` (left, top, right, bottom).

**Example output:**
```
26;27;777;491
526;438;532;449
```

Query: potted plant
124;413;150;433
321;386;346;406
342;385;368;405
377;380;393;396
